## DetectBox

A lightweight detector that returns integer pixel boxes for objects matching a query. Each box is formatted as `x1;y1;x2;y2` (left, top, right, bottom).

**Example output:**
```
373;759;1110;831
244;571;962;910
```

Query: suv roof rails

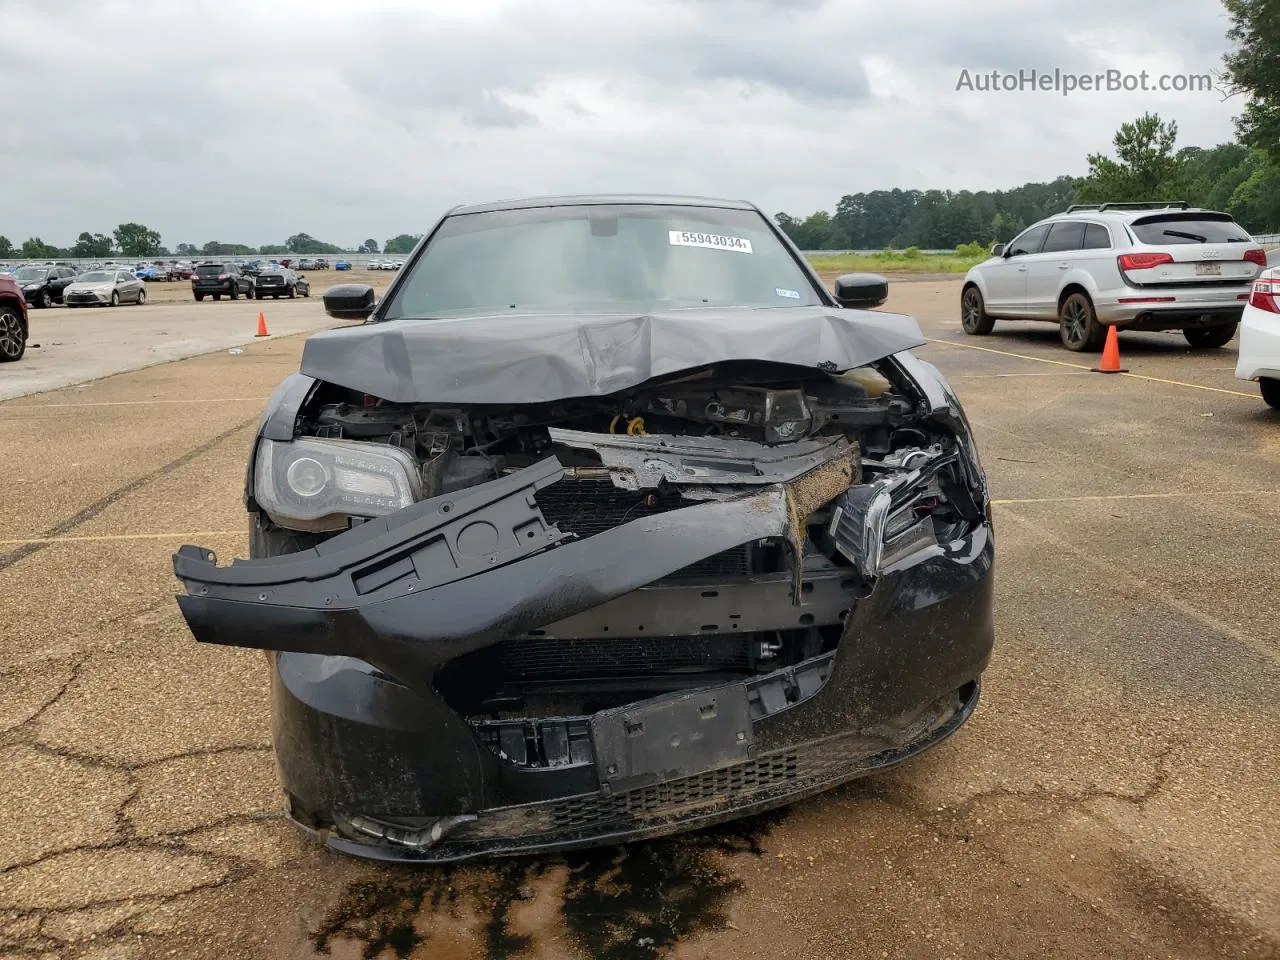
1065;201;1191;213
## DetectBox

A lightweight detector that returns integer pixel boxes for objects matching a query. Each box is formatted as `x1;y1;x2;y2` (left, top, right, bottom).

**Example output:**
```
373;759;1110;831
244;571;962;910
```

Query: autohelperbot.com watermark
955;68;1217;96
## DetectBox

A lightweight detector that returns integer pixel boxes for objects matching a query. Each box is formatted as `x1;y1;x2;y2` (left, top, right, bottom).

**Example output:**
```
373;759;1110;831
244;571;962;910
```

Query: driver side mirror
991;243;1007;257
832;273;889;309
324;284;376;320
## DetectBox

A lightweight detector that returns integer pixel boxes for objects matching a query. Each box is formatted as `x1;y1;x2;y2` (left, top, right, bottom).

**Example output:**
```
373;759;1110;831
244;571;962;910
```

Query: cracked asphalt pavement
0;283;1277;959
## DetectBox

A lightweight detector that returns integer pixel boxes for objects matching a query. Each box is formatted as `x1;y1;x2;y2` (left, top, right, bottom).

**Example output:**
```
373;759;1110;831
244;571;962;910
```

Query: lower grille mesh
495;635;754;679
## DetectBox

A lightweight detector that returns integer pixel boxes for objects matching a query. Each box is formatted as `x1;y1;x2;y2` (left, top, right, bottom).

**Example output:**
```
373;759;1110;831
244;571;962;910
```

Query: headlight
253;437;422;531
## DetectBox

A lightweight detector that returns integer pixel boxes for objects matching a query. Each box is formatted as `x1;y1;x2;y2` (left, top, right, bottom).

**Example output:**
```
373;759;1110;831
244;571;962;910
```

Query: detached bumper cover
174;454;995;862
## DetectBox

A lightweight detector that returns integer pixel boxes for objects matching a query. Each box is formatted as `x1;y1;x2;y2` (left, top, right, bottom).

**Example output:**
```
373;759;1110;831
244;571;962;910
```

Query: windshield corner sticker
774;287;801;300
668;230;753;254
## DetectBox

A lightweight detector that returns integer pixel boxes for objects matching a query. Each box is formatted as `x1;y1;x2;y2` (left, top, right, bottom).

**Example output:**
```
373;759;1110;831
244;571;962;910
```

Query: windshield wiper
1162;229;1208;243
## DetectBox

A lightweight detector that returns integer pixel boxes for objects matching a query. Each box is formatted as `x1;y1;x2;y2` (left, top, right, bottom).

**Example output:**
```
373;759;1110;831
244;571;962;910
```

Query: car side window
1007;224;1051;257
1041;222;1086;253
117;272;129;283
1083;223;1112;249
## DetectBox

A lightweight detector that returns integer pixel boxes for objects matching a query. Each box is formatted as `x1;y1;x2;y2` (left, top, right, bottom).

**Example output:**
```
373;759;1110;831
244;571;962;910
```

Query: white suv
961;203;1268;351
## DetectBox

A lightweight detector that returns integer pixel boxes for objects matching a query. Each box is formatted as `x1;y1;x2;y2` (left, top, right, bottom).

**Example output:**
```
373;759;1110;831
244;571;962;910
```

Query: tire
1183;322;1237;349
246;286;255;300
961;285;995;335
136;289;146;306
230;285;239;301
287;285;296;299
0;306;25;362
195;293;204;302
213;294;221;301
110;291;120;307
301;285;309;298
37;289;52;309
1260;377;1280;410
1059;292;1105;352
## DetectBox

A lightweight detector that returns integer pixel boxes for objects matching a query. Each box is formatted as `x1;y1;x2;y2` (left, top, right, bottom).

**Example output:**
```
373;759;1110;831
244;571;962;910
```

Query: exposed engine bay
245;360;986;734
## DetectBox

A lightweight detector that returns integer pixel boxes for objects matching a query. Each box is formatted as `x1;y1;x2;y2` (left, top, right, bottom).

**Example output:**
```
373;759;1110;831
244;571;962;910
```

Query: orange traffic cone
255;312;269;337
1092;325;1127;373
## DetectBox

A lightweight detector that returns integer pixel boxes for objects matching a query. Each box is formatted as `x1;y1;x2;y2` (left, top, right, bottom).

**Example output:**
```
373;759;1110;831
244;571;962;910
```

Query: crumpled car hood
300;306;925;404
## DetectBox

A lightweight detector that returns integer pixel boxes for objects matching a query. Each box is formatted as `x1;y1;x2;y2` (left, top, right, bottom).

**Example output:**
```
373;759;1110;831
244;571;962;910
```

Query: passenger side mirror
832;273;889;309
991;243;1007;258
323;284;376;320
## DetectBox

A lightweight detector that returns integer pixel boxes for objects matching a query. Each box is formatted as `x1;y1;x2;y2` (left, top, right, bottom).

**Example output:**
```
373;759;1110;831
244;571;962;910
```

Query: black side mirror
832;273;889;309
324;284;376;320
991;242;1007;257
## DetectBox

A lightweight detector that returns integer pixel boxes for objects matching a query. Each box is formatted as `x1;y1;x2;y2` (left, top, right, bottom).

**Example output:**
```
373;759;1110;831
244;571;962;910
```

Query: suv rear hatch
1120;213;1265;286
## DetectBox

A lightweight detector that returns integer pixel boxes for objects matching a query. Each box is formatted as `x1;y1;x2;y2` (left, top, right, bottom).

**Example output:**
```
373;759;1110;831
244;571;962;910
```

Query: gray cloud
0;0;1241;248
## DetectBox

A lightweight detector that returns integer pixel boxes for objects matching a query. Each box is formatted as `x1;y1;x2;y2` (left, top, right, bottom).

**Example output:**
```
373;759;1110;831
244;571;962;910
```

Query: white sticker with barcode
668;230;753;253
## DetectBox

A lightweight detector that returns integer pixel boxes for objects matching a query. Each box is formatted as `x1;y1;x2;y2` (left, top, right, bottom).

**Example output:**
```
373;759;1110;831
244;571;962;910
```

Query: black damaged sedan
172;195;995;862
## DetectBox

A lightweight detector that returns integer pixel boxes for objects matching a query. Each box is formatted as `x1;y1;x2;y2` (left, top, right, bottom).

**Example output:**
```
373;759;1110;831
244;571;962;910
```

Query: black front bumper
174;456;995;862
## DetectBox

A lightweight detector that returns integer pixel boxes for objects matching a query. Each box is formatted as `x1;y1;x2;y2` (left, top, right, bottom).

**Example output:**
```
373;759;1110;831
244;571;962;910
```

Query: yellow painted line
1;397;269;410
923;337;1257;398
0;530;243;546
992;490;1277;506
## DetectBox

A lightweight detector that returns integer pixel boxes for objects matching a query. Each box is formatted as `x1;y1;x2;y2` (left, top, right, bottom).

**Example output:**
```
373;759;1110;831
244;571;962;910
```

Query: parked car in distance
191;262;255;301
313;258;330;270
0;273;29;361
962;202;1266;351
11;264;78;308
65;269;148;307
334;260;351;271
255;266;310;299
172;262;194;280
1236;266;1280;409
297;258;318;271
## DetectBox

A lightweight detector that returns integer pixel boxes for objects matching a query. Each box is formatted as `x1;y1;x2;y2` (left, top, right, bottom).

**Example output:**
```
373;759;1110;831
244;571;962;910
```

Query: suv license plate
1196;262;1222;276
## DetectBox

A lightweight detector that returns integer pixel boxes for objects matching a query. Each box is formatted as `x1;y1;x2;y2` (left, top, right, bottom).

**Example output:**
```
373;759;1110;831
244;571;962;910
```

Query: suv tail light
218;273;229;280
1244;248;1268;267
1249;278;1280;314
1118;252;1175;272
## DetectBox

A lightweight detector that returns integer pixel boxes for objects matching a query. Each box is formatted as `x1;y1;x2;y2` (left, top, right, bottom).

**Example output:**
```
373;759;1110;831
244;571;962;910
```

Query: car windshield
14;267;48;282
1129;214;1252;245
381;204;819;319
195;265;226;276
79;271;112;282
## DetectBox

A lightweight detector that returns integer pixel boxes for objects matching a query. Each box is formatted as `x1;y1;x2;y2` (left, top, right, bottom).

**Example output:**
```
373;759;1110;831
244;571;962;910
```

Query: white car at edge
1236;265;1280;409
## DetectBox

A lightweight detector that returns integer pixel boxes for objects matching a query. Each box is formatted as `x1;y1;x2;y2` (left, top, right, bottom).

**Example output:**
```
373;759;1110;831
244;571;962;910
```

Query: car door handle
1017;266;1028;272
1058;263;1069;270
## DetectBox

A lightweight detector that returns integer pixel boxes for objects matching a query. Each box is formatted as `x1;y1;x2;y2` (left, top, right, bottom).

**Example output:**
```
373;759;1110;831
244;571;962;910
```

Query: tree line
0;228;427;261
776;1;1280;250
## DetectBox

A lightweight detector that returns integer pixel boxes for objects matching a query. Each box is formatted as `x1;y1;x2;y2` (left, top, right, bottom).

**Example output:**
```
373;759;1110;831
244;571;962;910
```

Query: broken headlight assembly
253;437;423;532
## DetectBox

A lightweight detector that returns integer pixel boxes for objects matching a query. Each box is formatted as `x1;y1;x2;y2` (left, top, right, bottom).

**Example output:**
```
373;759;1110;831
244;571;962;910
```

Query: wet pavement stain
310;810;784;959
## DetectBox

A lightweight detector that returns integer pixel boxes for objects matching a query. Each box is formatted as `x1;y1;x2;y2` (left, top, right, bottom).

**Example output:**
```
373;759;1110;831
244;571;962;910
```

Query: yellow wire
627;416;646;435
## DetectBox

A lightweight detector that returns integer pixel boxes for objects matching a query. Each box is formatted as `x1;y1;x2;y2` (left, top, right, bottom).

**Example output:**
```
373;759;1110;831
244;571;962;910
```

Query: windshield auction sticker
668;230;753;253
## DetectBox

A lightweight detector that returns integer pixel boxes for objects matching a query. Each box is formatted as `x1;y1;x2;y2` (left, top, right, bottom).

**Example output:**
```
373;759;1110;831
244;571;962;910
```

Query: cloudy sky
0;0;1245;249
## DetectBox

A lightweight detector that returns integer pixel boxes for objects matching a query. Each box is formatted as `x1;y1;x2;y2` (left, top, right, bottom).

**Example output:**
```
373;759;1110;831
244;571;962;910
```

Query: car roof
447;194;758;216
1048;204;1232;223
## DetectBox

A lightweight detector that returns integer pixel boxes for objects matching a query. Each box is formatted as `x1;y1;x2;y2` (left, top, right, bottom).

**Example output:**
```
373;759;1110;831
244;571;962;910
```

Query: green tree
1075;113;1186;203
21;237;63;259
383;234;422;254
201;241;255;256
0;236;13;259
175;243;199;256
285;232;345;254
1224;0;1280;162
258;243;289;256
72;232;114;258
114;222;163;257
788;211;839;250
359;238;379;254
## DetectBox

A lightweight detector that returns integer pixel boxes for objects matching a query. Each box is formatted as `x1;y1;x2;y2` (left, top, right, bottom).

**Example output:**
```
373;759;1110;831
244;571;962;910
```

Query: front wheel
1059;292;1105;352
195;293;204;302
110;291;120;307
1183;322;1237;349
136;288;147;305
37;289;52;309
213;294;221;301
961;286;995;335
287;285;296;299
246;286;255;300
0;306;25;362
301;286;309;298
229;285;239;300
1259;377;1280;410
